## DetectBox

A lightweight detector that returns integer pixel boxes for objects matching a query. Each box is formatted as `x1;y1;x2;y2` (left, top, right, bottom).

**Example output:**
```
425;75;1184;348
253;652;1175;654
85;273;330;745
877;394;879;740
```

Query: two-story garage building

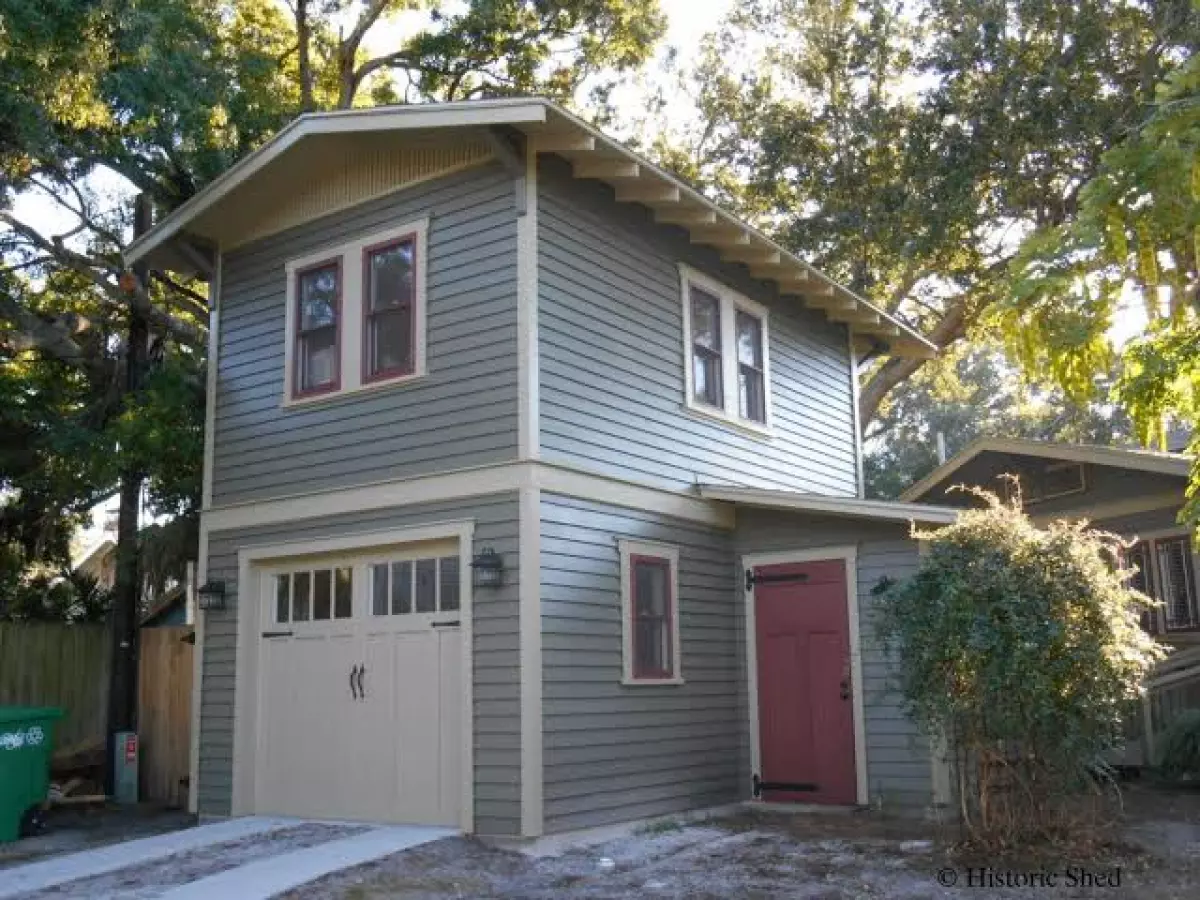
127;98;954;838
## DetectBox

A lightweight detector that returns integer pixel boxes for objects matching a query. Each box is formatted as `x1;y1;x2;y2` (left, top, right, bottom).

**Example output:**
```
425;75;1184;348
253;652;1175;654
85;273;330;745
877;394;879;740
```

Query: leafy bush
875;488;1166;846
1159;710;1200;780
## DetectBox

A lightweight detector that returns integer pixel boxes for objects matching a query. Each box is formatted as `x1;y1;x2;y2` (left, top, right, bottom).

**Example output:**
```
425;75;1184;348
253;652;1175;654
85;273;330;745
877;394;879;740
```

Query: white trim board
517;139;540;460
740;545;869;807
230;520;476;832
700;484;957;525
518;485;543;836
202;461;735;534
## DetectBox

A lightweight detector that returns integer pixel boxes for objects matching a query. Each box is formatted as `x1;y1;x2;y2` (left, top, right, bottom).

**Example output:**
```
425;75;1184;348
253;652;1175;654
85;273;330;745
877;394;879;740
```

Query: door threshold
743;800;869;815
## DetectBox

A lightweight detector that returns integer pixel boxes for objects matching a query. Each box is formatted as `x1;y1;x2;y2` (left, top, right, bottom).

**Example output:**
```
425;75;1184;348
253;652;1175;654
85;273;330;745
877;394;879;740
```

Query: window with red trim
631;554;674;679
363;236;417;382
295;260;341;396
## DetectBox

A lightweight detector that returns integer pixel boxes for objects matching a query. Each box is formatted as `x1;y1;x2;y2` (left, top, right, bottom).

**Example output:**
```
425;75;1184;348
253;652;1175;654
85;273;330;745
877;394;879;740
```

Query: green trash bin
0;707;63;843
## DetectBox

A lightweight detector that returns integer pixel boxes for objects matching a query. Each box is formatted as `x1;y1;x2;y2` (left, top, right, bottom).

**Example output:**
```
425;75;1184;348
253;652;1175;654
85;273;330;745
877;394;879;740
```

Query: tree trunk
297;0;314;112
858;300;972;426
104;194;151;794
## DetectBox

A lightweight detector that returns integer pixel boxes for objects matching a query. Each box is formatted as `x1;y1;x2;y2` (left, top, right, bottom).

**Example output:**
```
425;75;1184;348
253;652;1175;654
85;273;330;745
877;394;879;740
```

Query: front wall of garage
733;509;935;815
200;493;521;835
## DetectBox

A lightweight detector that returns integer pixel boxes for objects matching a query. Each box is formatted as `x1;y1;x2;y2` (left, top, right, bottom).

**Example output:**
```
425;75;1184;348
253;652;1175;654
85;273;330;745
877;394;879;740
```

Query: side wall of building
199;494;522;835
213;161;520;506
536;155;859;496
539;494;743;832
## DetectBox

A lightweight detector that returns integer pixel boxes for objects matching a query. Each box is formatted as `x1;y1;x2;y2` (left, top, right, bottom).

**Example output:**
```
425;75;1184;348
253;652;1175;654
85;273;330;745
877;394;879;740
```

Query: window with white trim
283;219;428;404
619;540;682;684
1156;537;1199;631
680;265;771;430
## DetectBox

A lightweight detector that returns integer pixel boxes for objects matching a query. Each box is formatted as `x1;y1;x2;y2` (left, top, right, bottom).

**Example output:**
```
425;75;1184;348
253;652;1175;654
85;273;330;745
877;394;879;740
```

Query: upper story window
679;264;771;433
619;540;683;685
283;219;428;405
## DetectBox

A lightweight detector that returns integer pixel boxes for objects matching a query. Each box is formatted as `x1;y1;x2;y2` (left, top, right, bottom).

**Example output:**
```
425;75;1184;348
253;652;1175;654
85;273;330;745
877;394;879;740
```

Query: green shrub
874;488;1166;846
1159;709;1200;779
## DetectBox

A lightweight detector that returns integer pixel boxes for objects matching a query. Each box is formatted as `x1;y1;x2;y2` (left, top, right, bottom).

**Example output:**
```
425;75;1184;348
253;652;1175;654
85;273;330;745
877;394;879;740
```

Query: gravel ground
283;786;1200;900
12;822;369;900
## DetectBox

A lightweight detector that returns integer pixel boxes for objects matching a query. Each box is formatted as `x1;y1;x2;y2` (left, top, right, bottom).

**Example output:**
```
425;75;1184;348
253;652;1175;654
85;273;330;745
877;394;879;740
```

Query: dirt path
286;786;1200;899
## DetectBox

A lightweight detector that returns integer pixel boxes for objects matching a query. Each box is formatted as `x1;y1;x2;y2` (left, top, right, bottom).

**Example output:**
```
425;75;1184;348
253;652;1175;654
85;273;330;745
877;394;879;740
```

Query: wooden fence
0;621;193;807
137;626;193;808
0;622;110;751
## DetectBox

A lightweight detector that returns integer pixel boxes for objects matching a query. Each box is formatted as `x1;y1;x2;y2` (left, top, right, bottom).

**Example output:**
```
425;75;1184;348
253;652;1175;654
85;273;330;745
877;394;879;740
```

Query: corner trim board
740;545;868;807
518;486;543;835
517;140;540;459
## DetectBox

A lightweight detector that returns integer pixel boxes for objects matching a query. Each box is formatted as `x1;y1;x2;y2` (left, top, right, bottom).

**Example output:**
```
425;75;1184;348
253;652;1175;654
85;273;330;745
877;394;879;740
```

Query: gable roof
900;436;1192;502
697;484;958;524
127;97;935;359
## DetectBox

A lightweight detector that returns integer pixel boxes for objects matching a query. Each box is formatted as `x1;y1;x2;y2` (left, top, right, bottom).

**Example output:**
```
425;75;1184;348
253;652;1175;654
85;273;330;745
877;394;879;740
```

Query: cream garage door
255;542;463;825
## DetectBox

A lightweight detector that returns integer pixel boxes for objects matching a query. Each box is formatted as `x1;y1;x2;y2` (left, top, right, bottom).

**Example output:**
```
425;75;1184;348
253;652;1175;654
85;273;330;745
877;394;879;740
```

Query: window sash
690;287;723;408
293;259;342;397
363;236;417;382
630;555;674;679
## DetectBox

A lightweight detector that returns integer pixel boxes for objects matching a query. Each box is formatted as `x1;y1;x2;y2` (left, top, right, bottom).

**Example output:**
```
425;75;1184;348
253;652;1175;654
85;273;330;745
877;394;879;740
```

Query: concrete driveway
0;817;453;900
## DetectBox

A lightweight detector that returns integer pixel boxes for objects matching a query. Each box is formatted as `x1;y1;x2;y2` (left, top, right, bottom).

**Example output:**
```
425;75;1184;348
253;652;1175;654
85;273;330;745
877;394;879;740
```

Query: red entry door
754;558;857;805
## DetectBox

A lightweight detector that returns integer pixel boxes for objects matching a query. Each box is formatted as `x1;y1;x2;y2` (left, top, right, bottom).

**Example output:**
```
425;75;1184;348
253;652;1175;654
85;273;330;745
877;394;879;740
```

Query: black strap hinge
745;570;809;591
753;773;819;798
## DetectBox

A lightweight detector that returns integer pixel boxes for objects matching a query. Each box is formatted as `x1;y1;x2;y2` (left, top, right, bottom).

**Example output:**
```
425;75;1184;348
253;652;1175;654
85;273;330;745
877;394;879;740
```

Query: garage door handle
356;663;366;699
349;664;360;700
261;630;293;639
431;620;460;628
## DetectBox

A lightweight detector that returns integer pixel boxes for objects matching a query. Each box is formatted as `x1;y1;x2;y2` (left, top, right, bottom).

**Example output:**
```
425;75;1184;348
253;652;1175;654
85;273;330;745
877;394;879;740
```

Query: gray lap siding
213;161;519;506
733;510;934;814
536;155;859;496
199;493;521;836
540;494;743;832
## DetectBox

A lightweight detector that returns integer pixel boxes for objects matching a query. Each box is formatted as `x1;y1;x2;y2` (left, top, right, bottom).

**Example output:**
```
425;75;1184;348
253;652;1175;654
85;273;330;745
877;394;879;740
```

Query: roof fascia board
124;100;549;267
697;485;957;524
900;437;1191;502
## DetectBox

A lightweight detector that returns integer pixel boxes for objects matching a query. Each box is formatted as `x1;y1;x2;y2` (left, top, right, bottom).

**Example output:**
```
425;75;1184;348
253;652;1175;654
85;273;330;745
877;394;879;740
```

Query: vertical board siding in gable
197;137;494;250
212;162;519;506
536;155;858;496
539;493;742;833
732;509;933;814
199;493;521;836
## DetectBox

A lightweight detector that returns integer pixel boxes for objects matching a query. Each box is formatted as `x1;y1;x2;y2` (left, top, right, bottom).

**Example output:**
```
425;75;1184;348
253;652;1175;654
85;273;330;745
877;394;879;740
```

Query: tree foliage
640;0;1200;426
0;0;664;594
864;343;1135;498
875;492;1165;844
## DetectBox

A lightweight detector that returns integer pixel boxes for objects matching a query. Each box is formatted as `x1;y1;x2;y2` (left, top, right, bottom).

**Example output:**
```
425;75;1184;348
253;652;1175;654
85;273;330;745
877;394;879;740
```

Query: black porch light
471;548;504;589
196;579;227;611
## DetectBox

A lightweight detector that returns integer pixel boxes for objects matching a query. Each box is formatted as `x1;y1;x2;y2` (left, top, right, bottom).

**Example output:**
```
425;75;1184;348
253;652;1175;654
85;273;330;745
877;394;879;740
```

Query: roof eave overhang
698;485;958;525
128;98;935;359
900;437;1193;502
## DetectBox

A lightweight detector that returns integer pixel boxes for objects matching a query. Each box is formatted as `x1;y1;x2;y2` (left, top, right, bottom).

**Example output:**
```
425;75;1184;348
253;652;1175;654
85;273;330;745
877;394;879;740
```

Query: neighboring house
74;539;116;590
127;97;954;838
903;437;1200;765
